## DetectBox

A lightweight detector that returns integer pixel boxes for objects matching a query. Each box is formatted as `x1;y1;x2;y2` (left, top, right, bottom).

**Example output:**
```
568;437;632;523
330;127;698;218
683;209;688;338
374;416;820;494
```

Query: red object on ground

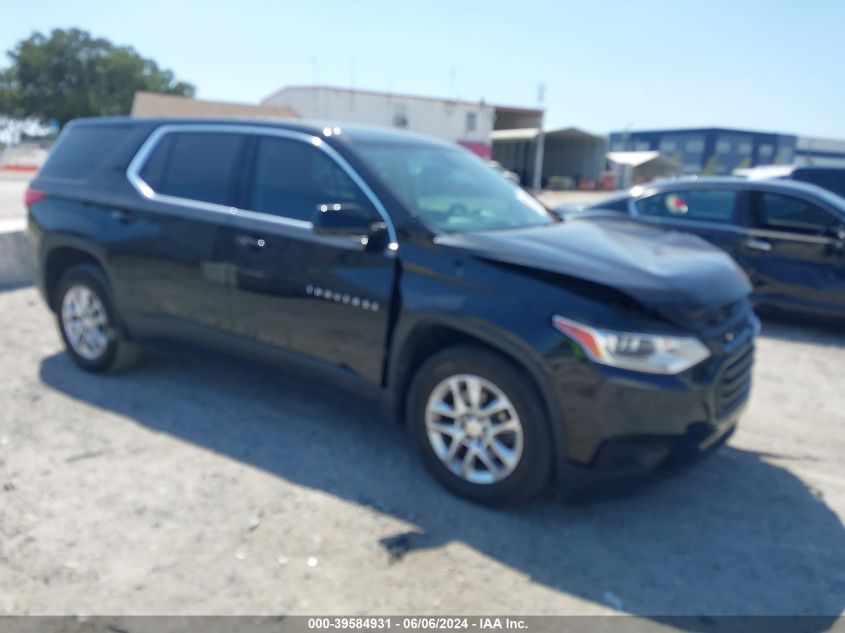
0;165;39;172
600;172;616;190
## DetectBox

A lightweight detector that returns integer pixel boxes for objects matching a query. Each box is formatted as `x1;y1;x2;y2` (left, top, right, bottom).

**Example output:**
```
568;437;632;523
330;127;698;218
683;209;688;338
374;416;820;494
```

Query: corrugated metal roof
490;126;603;141
490;128;539;141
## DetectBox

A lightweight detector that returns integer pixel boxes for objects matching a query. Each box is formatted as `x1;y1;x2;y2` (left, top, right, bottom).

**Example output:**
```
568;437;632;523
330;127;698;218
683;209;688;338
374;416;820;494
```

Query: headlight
552;315;710;375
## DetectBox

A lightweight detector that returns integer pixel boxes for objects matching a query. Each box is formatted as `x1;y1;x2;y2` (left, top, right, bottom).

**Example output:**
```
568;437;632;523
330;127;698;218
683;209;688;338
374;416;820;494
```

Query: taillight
24;187;48;208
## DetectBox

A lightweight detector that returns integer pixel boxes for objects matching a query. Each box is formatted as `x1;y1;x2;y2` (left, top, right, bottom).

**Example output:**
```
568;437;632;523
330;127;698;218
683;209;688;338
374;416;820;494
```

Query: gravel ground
0;286;844;623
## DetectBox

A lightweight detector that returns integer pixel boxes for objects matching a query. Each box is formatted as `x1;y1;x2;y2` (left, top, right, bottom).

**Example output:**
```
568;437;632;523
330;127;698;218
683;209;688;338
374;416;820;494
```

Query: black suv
27;118;758;503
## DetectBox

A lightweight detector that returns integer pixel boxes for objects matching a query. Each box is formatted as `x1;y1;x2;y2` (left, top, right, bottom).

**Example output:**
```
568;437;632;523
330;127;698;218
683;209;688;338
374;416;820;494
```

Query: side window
140;132;244;206
466;112;477;132
41;124;132;180
248;136;370;222
635;189;737;223
635;194;665;217
755;192;838;235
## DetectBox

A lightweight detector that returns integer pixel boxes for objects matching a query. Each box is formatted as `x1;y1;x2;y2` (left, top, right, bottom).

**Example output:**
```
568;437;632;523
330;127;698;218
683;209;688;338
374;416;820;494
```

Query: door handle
110;209;135;224
235;235;267;250
745;238;772;252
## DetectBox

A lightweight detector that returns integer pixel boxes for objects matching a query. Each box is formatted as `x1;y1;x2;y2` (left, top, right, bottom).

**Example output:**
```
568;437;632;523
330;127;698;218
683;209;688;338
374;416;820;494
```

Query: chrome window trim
661;217;744;233
745;227;835;245
125;123;398;245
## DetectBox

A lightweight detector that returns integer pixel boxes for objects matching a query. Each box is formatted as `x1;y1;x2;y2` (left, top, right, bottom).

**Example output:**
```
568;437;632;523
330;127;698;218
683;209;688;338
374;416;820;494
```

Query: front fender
386;310;571;479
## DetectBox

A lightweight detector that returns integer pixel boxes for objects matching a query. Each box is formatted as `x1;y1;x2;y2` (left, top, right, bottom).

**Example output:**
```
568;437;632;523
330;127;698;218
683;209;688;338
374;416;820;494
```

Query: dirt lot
0;172;30;222
0;285;843;622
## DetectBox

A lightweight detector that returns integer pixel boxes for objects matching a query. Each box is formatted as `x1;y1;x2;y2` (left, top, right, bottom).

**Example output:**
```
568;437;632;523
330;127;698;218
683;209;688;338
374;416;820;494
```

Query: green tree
0;28;194;126
0;68;23;118
0;67;27;144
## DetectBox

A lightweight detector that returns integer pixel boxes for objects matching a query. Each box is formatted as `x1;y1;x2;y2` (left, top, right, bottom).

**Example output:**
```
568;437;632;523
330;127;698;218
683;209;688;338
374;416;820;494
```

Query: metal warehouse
491;127;607;188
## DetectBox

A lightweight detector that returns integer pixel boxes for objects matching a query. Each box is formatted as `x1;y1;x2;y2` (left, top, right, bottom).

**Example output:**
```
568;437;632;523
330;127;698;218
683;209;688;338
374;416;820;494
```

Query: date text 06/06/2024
306;617;529;630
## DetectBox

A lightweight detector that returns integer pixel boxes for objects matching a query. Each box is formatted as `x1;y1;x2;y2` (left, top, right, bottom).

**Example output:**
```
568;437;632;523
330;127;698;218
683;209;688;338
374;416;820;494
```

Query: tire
55;263;139;373
407;345;553;505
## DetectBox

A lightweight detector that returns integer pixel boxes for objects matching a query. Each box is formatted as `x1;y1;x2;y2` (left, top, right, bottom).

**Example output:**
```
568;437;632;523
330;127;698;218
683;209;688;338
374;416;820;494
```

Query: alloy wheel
425;373;524;485
61;284;110;361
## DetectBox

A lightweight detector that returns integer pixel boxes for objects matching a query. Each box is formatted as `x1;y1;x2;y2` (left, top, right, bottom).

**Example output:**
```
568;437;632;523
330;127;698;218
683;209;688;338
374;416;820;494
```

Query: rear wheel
407;346;553;504
56;264;138;372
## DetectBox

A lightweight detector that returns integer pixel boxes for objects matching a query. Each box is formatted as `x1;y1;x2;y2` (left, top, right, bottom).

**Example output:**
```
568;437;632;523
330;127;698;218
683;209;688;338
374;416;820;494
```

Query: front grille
716;344;754;417
661;298;757;359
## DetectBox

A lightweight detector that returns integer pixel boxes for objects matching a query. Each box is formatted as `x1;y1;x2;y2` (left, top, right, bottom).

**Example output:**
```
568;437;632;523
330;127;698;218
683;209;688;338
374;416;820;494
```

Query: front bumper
547;332;754;489
555;414;740;497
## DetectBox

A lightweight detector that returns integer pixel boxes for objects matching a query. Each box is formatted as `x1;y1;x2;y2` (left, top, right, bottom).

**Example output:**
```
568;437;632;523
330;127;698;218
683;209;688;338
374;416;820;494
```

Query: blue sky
2;0;844;137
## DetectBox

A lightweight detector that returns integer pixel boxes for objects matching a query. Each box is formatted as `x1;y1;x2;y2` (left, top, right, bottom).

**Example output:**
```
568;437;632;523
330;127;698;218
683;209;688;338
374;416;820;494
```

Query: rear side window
636;189;737;223
40;124;131;180
139;131;245;206
248;136;370;222
754;192;839;235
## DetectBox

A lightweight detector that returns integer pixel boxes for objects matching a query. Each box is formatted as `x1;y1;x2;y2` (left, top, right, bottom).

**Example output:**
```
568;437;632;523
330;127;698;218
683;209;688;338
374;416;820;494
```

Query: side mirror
312;202;385;237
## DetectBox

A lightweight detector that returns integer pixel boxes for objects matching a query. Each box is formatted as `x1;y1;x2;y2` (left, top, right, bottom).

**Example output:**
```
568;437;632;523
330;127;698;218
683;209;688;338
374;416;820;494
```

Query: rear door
220;130;398;384
739;190;845;314
632;187;746;256
111;127;247;335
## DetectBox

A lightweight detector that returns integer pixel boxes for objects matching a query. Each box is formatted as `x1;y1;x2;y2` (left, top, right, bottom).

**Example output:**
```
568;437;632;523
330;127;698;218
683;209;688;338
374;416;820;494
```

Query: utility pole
531;83;546;191
349;55;356;111
310;56;320;116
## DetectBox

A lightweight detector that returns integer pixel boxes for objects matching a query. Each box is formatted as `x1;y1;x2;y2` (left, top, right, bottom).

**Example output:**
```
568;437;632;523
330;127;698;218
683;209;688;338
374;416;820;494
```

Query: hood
554;206;625;221
436;216;751;309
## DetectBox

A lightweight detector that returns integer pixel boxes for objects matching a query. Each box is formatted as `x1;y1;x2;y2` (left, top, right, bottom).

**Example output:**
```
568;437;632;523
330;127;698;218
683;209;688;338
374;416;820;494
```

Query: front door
221;132;397;384
739;191;845;315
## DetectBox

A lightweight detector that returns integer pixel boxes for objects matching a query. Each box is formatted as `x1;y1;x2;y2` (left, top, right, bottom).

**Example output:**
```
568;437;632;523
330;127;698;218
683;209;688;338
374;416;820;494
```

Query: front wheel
407;346;553;504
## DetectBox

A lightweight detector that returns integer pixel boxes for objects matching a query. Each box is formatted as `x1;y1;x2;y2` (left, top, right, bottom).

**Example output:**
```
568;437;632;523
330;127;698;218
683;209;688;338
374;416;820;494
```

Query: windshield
355;142;555;232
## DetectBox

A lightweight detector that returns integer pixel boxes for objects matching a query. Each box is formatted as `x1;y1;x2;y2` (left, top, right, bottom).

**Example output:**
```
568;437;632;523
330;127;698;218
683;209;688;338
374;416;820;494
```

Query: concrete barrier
0;219;35;287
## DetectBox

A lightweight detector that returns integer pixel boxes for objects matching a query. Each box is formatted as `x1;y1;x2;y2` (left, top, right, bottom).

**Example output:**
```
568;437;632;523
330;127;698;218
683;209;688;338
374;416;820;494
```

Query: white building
261;85;542;159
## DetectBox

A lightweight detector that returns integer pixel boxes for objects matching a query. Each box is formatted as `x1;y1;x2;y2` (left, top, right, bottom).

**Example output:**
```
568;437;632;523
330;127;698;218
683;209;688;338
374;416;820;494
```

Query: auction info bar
0;617;843;633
